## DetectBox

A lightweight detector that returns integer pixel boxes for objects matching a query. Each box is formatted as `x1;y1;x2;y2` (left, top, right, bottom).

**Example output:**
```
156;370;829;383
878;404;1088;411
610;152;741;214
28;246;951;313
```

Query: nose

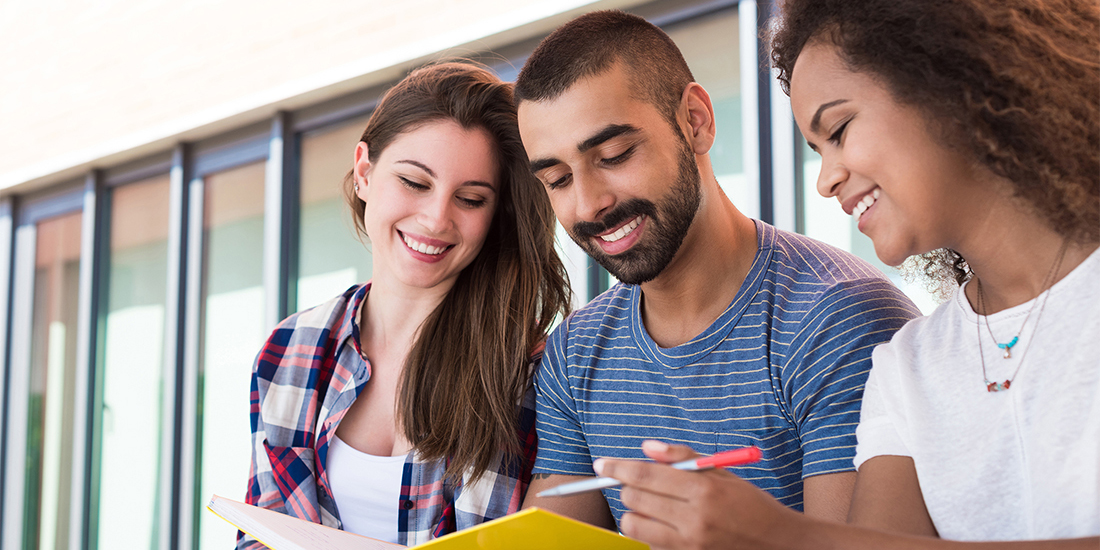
418;193;456;234
572;168;615;222
815;152;849;198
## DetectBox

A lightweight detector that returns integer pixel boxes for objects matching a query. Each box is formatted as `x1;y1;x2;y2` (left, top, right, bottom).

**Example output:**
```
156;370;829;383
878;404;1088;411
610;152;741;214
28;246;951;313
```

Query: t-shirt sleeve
853;343;912;469
782;278;918;478
532;319;596;476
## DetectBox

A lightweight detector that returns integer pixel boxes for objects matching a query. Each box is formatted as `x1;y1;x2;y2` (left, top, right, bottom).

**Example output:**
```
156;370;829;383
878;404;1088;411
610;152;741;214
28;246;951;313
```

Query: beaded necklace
974;240;1068;392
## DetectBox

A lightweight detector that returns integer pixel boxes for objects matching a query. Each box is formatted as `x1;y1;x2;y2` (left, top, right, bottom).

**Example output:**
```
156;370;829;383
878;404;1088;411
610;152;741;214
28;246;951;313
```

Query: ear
353;142;372;201
679;82;716;155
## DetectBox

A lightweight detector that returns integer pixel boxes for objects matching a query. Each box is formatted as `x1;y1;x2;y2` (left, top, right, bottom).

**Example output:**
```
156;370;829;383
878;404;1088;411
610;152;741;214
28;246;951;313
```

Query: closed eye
545;173;572;191
827;119;851;146
601;145;636;166
457;196;488;208
398;175;429;191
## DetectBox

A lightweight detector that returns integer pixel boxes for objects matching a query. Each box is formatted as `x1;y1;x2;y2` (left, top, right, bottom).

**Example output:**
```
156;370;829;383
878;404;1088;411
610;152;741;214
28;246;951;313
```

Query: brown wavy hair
769;0;1100;288
343;61;571;480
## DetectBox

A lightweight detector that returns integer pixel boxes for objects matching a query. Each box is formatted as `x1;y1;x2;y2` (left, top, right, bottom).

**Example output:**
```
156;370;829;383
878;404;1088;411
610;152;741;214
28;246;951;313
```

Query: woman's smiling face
354;118;499;292
790;41;991;266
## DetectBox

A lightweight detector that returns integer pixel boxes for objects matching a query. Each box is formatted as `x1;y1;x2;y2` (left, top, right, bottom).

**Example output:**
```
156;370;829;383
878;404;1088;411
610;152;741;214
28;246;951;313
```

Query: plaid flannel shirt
238;283;538;548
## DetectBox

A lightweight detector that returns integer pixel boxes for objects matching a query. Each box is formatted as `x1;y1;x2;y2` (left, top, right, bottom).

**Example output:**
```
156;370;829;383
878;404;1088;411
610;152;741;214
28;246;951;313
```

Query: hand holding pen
537;445;762;497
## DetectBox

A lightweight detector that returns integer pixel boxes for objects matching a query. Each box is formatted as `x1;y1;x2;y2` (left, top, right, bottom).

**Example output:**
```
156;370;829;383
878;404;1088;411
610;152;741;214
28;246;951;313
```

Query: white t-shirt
855;248;1100;541
327;434;408;543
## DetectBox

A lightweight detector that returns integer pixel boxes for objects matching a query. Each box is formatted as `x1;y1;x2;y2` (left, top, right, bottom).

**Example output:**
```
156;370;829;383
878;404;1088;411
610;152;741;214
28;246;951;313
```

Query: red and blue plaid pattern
237;283;537;548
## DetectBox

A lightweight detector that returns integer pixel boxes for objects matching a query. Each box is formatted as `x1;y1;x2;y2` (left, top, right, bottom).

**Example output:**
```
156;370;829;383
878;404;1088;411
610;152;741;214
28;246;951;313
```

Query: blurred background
0;1;935;549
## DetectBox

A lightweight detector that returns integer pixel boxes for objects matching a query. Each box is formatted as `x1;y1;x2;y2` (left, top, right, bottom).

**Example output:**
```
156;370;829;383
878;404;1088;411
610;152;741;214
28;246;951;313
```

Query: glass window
296;115;373;312
799;140;938;313
24;210;83;550
666;9;743;212
196;161;267;550
93;175;171;549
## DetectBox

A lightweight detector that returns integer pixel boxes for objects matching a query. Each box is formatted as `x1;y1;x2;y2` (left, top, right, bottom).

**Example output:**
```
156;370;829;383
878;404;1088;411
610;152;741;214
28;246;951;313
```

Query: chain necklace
975;240;1068;392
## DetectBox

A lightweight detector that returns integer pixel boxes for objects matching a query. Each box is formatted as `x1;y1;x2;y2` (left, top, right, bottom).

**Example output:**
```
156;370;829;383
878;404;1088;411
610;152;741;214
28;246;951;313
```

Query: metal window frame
0;1;799;548
0;197;15;545
1;182;86;550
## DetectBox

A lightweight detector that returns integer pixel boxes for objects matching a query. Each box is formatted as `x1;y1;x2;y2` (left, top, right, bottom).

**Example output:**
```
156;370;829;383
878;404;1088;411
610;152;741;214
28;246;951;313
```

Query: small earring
354;183;360;192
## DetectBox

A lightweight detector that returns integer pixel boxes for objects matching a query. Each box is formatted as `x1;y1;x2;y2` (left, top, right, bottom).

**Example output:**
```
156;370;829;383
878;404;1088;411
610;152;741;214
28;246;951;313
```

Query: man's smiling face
518;62;701;285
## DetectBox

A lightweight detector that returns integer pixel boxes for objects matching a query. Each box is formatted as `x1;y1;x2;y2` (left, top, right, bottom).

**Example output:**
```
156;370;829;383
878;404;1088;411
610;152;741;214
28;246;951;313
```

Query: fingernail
642;440;669;452
593;459;605;475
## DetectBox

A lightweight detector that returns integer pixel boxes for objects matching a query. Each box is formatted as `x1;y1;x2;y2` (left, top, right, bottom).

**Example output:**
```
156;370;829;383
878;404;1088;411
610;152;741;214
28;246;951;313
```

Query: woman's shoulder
275;283;368;334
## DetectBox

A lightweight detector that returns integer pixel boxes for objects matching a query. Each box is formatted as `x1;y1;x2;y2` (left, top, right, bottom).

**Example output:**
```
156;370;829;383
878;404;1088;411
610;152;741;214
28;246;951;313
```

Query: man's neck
638;194;758;348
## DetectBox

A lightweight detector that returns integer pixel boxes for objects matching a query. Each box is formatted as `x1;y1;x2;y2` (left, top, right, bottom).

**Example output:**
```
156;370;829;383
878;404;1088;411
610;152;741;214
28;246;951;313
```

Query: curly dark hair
769;0;1099;288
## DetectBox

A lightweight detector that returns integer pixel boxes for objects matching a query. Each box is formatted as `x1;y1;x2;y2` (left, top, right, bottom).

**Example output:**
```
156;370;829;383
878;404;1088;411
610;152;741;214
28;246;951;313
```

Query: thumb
640;440;699;464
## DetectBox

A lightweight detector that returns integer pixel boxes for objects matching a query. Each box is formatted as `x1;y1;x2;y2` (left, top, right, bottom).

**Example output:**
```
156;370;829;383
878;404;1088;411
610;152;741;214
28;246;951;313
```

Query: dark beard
567;137;701;285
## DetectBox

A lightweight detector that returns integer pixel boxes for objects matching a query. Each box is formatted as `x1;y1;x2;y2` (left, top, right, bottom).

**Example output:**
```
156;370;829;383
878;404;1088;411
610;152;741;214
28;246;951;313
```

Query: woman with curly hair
590;0;1098;548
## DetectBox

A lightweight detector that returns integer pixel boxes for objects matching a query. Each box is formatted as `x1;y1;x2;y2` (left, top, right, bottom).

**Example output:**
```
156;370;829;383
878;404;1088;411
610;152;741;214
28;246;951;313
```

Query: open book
208;495;648;549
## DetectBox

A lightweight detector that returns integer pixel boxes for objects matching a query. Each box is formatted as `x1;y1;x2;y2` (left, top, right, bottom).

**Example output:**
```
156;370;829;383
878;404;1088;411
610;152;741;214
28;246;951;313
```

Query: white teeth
852;190;879;221
600;216;643;243
403;234;446;255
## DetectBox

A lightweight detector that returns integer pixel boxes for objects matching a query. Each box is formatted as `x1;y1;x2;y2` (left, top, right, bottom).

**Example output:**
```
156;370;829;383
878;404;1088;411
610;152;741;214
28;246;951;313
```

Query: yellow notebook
208;495;648;550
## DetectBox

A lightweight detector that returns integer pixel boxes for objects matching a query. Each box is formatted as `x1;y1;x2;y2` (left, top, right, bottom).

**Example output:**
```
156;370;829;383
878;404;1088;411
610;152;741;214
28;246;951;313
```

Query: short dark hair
514;10;694;124
770;0;1099;285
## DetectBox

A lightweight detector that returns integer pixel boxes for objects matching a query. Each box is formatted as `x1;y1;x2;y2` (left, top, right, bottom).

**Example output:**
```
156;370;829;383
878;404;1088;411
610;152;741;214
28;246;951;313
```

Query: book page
208;495;405;550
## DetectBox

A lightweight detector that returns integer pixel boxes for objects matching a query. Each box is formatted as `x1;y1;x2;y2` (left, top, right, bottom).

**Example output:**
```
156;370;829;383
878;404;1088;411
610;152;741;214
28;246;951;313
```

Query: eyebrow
578;124;639;153
810;99;849;134
528;123;641;174
396;159;495;191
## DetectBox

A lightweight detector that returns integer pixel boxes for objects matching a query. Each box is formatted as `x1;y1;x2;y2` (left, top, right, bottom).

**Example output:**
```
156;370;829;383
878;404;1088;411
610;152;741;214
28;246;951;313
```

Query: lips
599;215;643;243
852;188;880;221
399;231;453;260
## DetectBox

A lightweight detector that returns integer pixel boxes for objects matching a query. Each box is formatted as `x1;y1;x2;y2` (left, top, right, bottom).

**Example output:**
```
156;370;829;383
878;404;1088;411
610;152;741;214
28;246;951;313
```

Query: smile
402;232;451;255
852;189;880;221
599;215;643;243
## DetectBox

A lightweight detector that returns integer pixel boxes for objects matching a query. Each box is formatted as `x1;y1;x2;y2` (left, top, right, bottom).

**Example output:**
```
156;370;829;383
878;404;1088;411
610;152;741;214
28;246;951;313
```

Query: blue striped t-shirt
533;220;919;523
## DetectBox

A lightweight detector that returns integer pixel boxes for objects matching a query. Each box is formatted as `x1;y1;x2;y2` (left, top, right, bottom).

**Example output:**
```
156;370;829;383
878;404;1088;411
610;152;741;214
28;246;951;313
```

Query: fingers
595;455;696;499
619;512;681;550
640;439;699;463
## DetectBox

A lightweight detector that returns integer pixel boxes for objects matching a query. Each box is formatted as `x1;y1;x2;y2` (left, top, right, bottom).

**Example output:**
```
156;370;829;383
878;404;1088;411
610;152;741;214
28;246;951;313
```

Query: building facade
0;1;933;549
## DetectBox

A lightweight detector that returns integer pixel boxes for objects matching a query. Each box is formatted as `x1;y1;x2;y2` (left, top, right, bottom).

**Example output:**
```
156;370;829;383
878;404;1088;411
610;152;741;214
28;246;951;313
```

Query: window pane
25;211;82;550
296;115;373;312
799;140;939;313
94;175;171;549
666;9;743;210
197;161;267;550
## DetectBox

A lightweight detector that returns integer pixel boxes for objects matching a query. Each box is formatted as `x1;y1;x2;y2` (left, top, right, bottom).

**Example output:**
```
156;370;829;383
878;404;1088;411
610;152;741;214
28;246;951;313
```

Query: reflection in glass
296;115;373;312
25;211;82;550
95;175;171;549
667;9;744;212
197;162;267;550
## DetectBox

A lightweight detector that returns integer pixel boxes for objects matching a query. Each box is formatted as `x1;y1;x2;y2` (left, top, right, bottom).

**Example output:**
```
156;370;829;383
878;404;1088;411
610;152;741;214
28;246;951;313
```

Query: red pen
536;446;762;497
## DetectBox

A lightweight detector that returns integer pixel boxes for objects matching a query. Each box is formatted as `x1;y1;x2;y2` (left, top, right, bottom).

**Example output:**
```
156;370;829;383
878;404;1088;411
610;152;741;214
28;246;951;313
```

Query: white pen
536;446;762;498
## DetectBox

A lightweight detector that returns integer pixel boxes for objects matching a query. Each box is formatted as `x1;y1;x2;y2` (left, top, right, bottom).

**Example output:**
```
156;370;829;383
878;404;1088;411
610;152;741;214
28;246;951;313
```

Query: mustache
571;198;658;239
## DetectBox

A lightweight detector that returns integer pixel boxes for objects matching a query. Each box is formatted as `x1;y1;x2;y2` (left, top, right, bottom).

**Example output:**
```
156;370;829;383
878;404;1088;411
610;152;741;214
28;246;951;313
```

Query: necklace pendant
996;336;1019;359
986;380;1012;392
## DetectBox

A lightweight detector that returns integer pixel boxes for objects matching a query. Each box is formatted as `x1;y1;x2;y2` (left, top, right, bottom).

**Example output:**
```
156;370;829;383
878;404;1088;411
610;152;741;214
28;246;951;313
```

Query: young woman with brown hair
237;61;570;548
589;1;1099;548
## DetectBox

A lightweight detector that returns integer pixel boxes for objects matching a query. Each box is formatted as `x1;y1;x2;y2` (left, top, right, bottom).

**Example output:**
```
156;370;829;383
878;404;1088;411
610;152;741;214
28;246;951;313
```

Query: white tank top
327;434;408;543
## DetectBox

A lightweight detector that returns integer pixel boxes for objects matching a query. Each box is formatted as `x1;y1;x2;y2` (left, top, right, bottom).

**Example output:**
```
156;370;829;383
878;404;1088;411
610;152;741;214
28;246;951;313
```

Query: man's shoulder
755;226;918;322
764;225;887;286
559;282;634;331
546;283;636;357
